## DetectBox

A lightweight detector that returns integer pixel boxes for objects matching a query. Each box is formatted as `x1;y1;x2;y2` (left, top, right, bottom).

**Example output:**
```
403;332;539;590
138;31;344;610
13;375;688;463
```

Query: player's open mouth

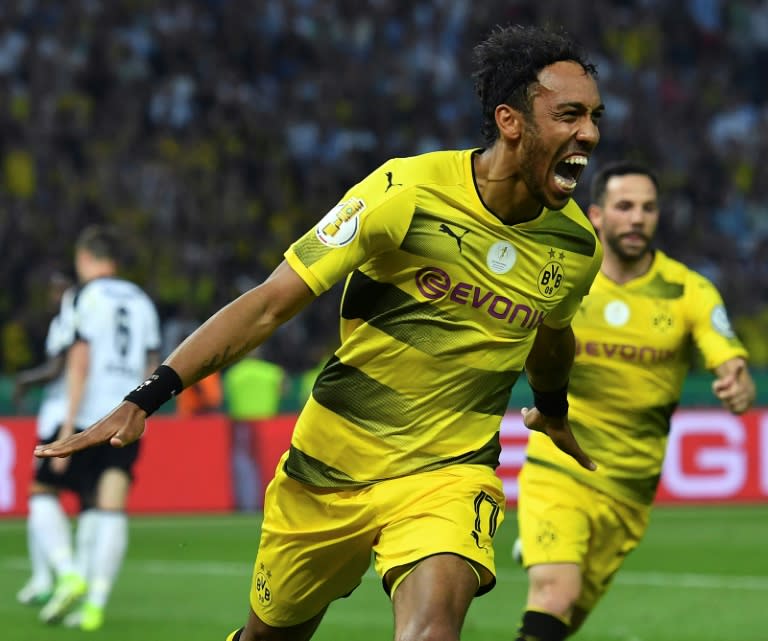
554;155;588;192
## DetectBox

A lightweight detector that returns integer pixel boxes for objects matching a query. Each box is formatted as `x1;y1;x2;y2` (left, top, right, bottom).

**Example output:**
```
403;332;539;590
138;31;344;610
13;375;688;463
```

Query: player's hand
34;401;147;459
713;361;756;415
521;406;596;471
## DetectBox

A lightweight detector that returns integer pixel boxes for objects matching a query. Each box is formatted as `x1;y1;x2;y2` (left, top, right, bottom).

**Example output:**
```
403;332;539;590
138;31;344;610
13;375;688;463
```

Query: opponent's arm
522;324;595;471
61;340;90;437
145;350;161;377
13;353;66;409
47;340;89;471
36;261;315;457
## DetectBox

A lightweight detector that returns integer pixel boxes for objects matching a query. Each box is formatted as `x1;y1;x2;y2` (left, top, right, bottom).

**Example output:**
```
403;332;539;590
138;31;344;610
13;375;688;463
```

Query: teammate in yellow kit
37;25;605;641
514;160;757;640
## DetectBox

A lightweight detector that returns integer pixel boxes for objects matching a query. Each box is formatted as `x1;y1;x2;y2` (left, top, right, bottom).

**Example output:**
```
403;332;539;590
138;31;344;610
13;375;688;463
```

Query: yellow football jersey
525;250;748;505
284;149;602;487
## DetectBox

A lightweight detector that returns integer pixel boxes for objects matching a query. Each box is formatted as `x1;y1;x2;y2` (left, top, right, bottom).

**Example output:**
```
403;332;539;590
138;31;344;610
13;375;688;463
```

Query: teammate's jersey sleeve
285;158;416;295
525;251;748;506
685;269;748;369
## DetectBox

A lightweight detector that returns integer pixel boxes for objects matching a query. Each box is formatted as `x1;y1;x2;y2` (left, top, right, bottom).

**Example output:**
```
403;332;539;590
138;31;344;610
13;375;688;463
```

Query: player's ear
495;104;524;141
587;204;602;231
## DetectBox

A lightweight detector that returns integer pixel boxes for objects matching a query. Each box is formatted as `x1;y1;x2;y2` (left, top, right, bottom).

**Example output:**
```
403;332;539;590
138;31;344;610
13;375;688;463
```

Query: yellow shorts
517;463;650;612
250;453;505;627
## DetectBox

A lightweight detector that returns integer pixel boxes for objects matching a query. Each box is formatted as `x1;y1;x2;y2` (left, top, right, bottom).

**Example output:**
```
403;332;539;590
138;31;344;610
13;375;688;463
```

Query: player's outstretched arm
36;401;146;457
164;260;314;386
524;323;596;471
36;260;315;459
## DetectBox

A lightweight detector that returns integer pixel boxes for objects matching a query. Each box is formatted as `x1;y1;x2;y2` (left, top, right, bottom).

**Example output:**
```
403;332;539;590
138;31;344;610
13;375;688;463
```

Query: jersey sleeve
45;287;77;356
686;270;748;369
544;237;603;329
284;158;415;295
71;284;101;341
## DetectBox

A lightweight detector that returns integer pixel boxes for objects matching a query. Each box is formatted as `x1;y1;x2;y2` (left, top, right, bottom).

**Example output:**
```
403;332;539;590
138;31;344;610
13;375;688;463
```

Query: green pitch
1;505;766;640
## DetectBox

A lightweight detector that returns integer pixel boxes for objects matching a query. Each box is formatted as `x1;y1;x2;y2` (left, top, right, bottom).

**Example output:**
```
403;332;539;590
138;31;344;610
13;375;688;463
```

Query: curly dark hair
472;24;598;145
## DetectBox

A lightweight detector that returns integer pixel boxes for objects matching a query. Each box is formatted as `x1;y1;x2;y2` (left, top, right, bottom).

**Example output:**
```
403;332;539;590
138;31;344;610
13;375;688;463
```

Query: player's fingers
550;427;596;471
521;407;546;434
34;430;101;458
713;362;745;394
110;430;135;448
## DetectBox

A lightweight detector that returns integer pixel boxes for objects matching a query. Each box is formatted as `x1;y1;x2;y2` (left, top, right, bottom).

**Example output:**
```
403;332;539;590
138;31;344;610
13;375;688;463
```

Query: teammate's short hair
590;160;660;206
472;24;597;144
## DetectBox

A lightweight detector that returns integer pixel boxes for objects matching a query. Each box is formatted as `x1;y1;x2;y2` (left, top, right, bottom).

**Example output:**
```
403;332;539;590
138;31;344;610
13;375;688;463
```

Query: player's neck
473;148;542;224
601;251;654;285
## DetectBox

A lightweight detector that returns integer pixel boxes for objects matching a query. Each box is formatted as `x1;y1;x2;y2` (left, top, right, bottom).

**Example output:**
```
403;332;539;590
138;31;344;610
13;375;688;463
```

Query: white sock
26;504;53;589
75;510;99;581
85;511;128;608
29;494;77;578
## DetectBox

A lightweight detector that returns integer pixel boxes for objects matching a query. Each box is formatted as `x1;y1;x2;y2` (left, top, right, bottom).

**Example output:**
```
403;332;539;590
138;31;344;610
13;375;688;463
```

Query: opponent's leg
17;492;54;605
64;468;131;630
35;489;87;623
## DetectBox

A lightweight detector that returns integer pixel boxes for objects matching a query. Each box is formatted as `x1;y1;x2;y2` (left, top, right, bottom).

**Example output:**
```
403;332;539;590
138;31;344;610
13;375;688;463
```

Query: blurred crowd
1;0;767;376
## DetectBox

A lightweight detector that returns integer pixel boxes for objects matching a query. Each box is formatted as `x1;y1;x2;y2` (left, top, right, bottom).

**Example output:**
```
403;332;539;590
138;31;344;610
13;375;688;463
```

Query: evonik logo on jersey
575;338;677;363
414;266;546;329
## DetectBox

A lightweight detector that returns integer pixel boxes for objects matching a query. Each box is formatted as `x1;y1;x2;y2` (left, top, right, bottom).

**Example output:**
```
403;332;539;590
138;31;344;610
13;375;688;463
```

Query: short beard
606;234;650;263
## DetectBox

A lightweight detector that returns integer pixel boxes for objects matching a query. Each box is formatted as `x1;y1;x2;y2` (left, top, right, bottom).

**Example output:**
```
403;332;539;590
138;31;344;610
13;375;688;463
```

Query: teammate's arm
712;357;756;415
36;260;314;457
522;323;595;471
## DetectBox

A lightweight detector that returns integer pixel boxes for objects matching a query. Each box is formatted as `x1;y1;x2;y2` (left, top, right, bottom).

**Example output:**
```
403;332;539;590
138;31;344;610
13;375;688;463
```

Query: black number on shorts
473;490;500;538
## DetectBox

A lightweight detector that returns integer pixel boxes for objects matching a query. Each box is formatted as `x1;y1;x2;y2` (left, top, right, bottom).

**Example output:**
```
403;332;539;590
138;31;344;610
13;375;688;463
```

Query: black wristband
124;365;183;416
531;383;569;417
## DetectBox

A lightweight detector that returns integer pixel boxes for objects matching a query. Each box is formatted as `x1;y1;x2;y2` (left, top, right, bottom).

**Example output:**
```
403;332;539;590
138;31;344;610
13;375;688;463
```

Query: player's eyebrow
556;101;605;116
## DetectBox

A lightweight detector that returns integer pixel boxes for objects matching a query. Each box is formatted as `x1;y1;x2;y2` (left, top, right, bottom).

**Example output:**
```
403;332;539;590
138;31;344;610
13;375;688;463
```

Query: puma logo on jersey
384;171;403;192
438;223;470;253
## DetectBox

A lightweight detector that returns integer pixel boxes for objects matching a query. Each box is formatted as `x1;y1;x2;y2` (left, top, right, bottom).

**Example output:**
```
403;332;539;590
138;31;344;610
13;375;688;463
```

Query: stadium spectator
36;23;603;641
36;225;162;632
0;1;766;379
512;160;756;641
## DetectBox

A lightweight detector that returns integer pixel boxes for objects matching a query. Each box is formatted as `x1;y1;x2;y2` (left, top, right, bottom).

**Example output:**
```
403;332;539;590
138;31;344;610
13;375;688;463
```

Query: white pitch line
2;557;767;591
